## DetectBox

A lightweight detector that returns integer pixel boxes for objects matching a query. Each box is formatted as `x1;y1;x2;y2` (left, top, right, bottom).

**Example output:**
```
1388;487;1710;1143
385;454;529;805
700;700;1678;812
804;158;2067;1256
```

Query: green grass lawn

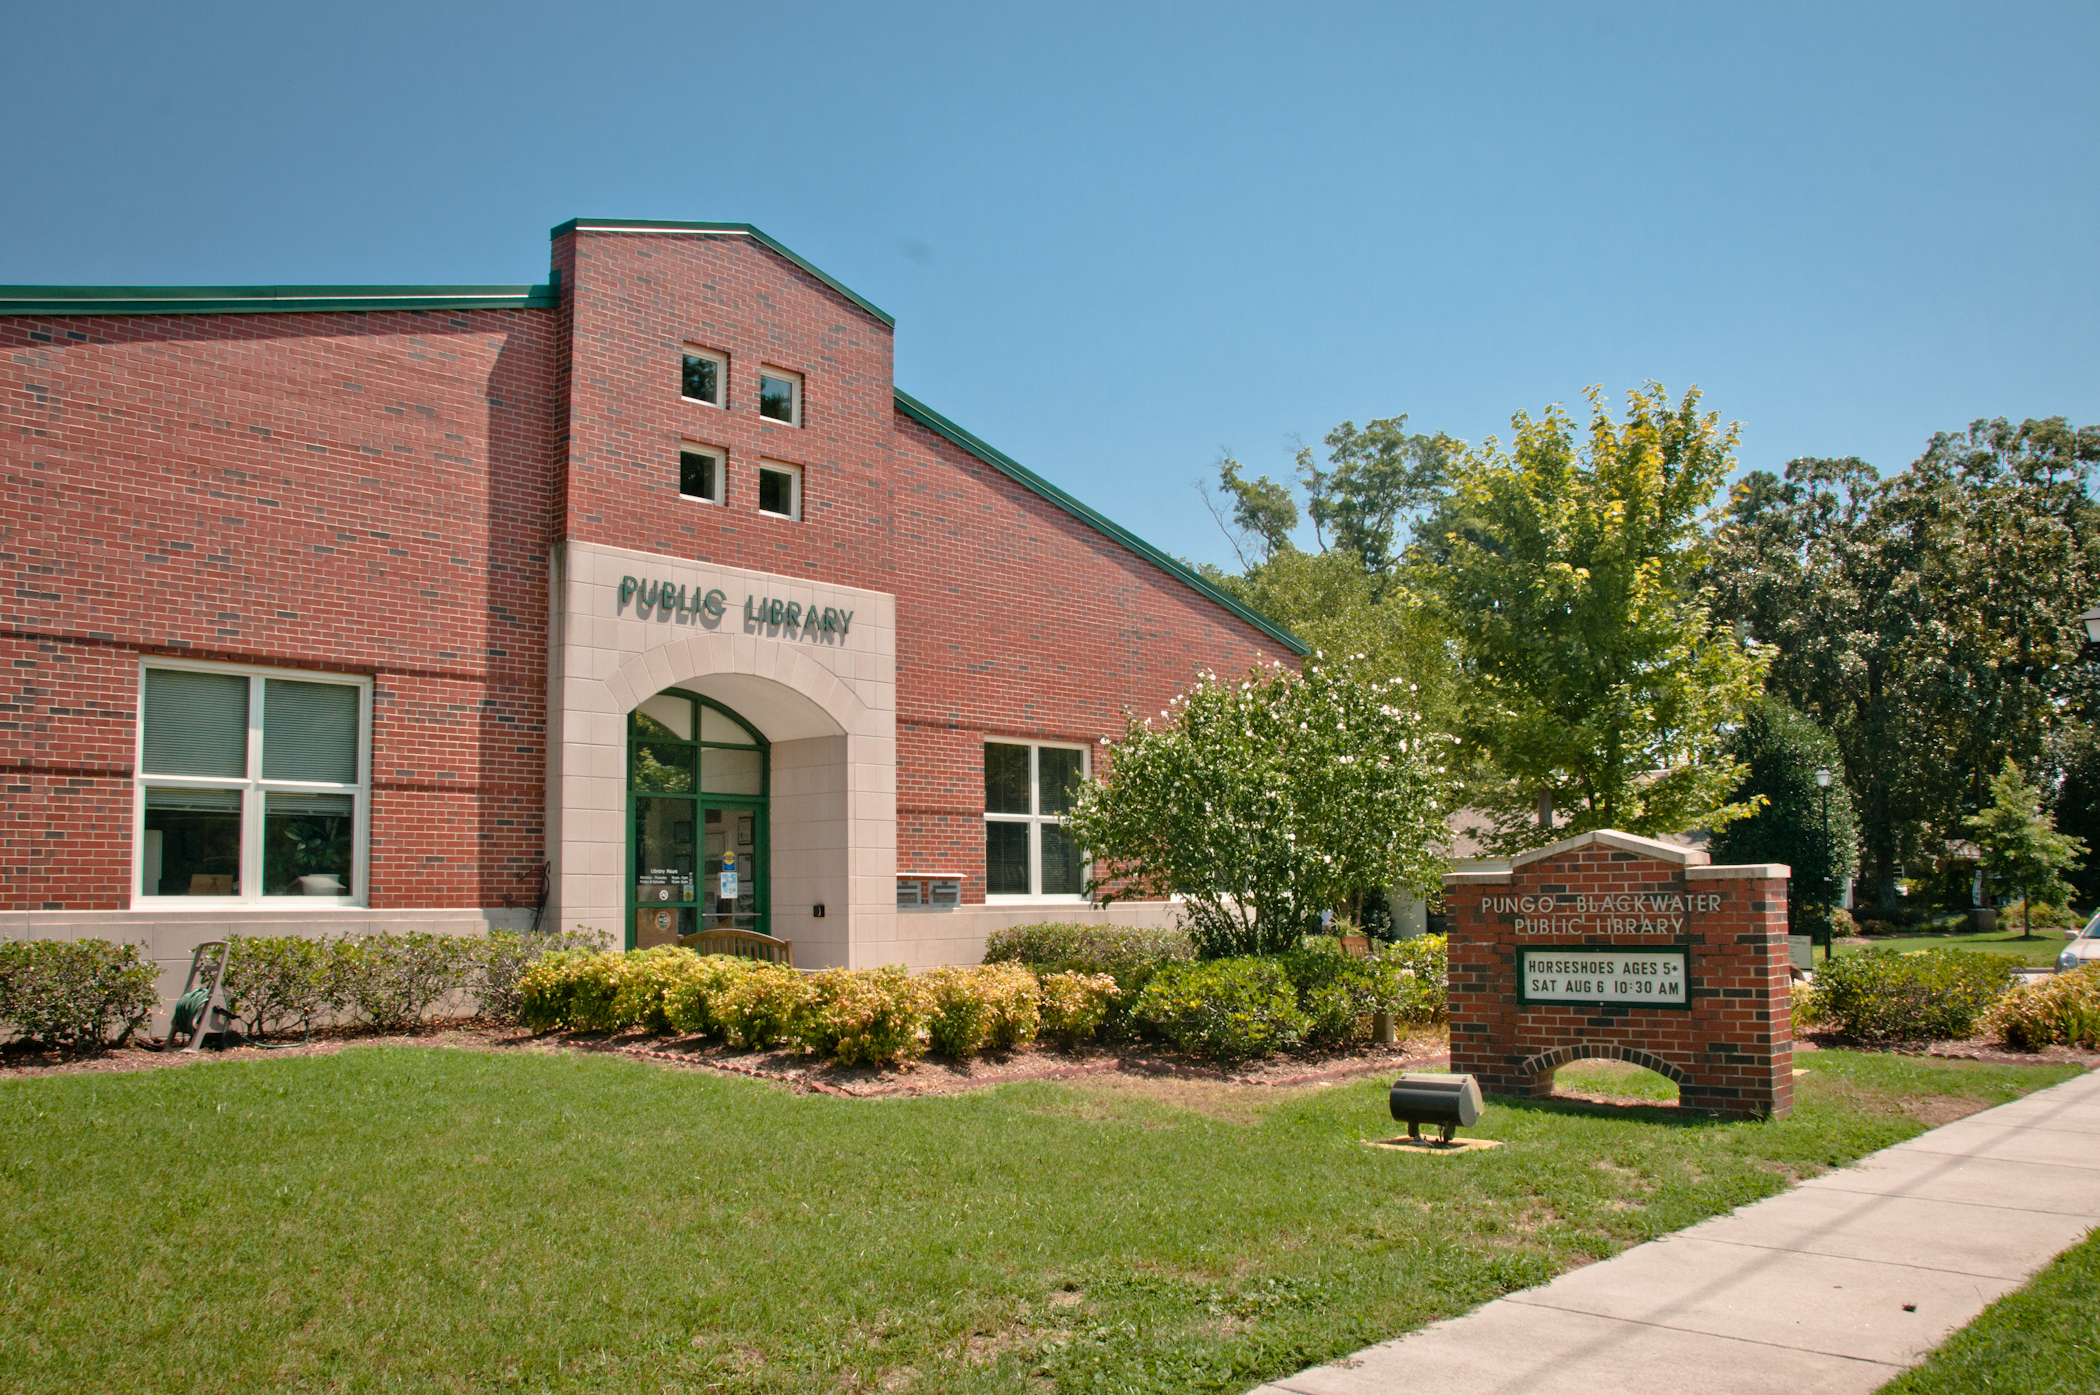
1880;1226;2100;1394
1834;926;2076;968
0;1047;2079;1395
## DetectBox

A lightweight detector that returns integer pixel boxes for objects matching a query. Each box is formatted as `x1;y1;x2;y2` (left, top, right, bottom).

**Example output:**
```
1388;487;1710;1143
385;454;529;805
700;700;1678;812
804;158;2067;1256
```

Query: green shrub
798;966;929;1065
1131;957;1308;1063
977;963;1041;1050
662;956;758;1038
711;962;817;1050
1279;941;1378;1047
1814;949;2014;1043
0;939;159;1051
1037;971;1119;1045
1367;935;1448;1023
609;947;705;1033
332;933;478;1031
223;935;337;1039
983;922;1191;1034
1988;965;2100;1050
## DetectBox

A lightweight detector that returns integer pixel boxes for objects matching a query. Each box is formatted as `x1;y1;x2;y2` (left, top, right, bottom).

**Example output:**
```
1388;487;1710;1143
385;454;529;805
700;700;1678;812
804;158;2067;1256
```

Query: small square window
680;447;723;504
757;368;801;426
681;348;724;406
758;461;802;521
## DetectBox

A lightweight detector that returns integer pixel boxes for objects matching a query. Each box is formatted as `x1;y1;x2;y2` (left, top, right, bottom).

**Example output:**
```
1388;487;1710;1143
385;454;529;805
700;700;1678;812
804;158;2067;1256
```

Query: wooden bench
681;927;795;967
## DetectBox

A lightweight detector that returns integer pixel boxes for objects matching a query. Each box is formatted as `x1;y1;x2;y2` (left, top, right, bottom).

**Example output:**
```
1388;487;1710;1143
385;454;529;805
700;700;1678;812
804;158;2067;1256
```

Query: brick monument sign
1444;830;1793;1119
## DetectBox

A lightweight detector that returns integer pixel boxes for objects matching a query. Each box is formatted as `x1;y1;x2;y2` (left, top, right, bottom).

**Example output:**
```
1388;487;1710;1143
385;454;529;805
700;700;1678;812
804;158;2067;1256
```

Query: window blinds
141;670;249;776
263;680;359;783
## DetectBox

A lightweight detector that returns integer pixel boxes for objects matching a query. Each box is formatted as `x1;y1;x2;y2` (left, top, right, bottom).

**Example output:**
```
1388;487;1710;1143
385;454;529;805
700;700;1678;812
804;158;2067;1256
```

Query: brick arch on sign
1519;1043;1689;1085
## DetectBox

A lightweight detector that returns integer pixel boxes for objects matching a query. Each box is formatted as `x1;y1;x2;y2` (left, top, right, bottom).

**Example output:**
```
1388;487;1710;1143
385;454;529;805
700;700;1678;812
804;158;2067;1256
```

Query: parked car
2057;913;2100;972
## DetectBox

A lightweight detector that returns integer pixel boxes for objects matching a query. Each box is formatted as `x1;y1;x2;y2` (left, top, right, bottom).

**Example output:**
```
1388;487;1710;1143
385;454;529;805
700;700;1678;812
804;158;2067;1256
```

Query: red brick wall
0;228;1293;911
556;229;1295;903
0;310;561;910
1445;844;1793;1119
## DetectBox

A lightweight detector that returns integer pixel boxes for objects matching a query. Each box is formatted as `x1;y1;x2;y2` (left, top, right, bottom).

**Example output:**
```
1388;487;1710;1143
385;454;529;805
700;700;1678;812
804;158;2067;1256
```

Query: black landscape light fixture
1815;768;1834;958
1389;1072;1484;1144
2080;605;2100;645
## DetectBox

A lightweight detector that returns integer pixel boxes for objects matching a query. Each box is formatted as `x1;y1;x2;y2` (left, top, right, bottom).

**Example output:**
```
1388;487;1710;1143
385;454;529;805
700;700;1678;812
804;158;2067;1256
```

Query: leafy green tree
1065;659;1449;957
1708;418;2100;906
1421;383;1768;850
1966;760;2088;939
1706;698;1859;918
1203;546;1461;738
1296;417;1454;575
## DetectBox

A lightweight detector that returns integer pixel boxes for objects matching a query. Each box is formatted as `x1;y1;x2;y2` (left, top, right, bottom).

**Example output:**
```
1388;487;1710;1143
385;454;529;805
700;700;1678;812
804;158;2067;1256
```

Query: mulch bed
0;1022;1452;1097
1795;1030;2100;1070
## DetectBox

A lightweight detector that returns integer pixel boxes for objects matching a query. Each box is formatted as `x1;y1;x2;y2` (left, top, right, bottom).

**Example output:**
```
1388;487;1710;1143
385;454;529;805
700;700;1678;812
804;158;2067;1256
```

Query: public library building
0;219;1301;991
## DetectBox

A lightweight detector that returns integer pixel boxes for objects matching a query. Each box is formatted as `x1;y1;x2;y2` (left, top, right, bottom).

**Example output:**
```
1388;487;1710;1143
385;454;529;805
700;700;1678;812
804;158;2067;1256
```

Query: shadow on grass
1486;1092;1730;1129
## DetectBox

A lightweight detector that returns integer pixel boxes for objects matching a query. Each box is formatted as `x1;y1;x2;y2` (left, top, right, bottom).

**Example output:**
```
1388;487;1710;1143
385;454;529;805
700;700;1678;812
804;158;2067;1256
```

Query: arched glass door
627;691;768;949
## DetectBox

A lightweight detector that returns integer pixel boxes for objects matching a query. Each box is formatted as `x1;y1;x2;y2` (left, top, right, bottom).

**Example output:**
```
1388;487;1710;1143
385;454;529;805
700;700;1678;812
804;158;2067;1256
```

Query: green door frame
625;691;770;950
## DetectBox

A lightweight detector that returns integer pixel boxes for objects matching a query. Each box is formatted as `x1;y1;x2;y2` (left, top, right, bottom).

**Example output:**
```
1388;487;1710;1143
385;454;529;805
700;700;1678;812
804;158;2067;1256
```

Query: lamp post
1814;767;1833;960
2080;605;2100;645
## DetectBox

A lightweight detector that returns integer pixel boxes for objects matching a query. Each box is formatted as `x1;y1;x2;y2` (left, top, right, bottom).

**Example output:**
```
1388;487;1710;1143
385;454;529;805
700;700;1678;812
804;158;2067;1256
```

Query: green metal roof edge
0;284;559;316
894;389;1309;656
552;219;895;329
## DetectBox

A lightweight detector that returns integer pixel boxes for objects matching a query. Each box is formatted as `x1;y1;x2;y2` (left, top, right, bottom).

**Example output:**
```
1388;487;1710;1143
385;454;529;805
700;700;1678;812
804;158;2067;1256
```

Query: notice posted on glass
1520;949;1687;1005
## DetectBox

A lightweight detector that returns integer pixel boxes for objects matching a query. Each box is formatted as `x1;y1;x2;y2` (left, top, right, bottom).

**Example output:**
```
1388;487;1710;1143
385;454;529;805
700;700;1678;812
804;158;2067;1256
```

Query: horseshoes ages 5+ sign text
1518;947;1690;1008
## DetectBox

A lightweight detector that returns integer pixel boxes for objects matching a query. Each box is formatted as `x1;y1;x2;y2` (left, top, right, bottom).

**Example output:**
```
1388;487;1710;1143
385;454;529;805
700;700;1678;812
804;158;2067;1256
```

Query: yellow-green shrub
711;962;817;1050
1791;980;1827;1035
1038;971;1118;1045
609;947;704;1032
922;966;994;1057
977;964;1041;1050
798;966;929;1065
1989;964;2100;1050
516;950;621;1033
663;956;759;1038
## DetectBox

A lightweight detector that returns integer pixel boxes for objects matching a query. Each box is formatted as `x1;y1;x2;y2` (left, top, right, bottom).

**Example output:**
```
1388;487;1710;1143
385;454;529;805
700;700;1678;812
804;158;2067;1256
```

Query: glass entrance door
628;691;767;949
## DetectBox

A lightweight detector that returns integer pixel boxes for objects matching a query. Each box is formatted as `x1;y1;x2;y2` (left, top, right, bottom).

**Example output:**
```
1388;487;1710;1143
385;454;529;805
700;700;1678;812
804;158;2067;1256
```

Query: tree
1203;416;1452;577
1706;697;1859;918
1420;383;1768;851
1707;418;2100;906
1065;659;1450;957
1965;760;2087;939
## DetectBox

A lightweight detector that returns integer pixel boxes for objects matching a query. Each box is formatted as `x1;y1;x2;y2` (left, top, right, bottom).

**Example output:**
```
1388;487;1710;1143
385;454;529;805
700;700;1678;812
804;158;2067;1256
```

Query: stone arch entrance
1520;1043;1689;1095
548;545;898;967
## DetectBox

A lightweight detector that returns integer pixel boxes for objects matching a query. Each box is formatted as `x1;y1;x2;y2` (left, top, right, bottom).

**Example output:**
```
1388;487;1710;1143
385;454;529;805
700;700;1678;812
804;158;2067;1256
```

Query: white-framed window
757;367;802;426
984;741;1087;900
757;460;802;521
133;659;371;906
680;444;725;505
681;346;726;407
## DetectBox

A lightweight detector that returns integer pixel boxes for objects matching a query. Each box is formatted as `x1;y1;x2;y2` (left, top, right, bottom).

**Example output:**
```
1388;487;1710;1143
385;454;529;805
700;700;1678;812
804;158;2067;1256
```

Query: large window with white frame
134;661;370;904
984;741;1086;899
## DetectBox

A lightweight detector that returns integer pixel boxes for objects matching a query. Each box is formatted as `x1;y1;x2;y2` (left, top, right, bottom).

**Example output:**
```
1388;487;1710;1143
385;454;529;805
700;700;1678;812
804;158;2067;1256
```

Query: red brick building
0;219;1300;985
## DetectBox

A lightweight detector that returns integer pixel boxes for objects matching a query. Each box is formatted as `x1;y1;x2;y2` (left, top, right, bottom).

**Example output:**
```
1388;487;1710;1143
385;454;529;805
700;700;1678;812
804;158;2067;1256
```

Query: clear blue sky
8;2;2095;569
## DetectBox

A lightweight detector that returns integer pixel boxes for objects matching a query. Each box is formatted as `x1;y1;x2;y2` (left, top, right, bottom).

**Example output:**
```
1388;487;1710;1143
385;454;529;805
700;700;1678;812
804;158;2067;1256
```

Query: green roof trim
894;389;1308;656
553;219;895;329
0;284;559;316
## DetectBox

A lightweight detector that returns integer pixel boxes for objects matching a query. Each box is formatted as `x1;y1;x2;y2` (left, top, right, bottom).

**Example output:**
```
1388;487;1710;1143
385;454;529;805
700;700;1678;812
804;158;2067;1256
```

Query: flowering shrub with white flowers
1064;657;1452;957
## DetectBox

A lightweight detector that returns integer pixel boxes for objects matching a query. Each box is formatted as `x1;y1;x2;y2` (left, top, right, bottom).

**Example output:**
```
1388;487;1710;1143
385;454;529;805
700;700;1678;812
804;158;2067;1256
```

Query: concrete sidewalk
1250;1068;2100;1395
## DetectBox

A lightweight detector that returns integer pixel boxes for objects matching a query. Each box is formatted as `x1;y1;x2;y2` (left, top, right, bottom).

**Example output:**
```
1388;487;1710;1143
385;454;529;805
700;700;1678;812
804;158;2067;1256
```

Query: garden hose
170;987;210;1040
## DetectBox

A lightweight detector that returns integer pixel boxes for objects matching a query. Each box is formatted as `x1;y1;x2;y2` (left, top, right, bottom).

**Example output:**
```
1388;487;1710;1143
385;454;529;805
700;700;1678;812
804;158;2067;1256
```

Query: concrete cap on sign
1689;862;1792;880
1508;828;1710;870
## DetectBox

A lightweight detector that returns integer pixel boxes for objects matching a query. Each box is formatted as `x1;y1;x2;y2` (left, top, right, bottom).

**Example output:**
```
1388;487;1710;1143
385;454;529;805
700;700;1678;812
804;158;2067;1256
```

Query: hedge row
218;929;603;1036
516;949;1119;1065
0;940;159;1050
1803;948;2015;1043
